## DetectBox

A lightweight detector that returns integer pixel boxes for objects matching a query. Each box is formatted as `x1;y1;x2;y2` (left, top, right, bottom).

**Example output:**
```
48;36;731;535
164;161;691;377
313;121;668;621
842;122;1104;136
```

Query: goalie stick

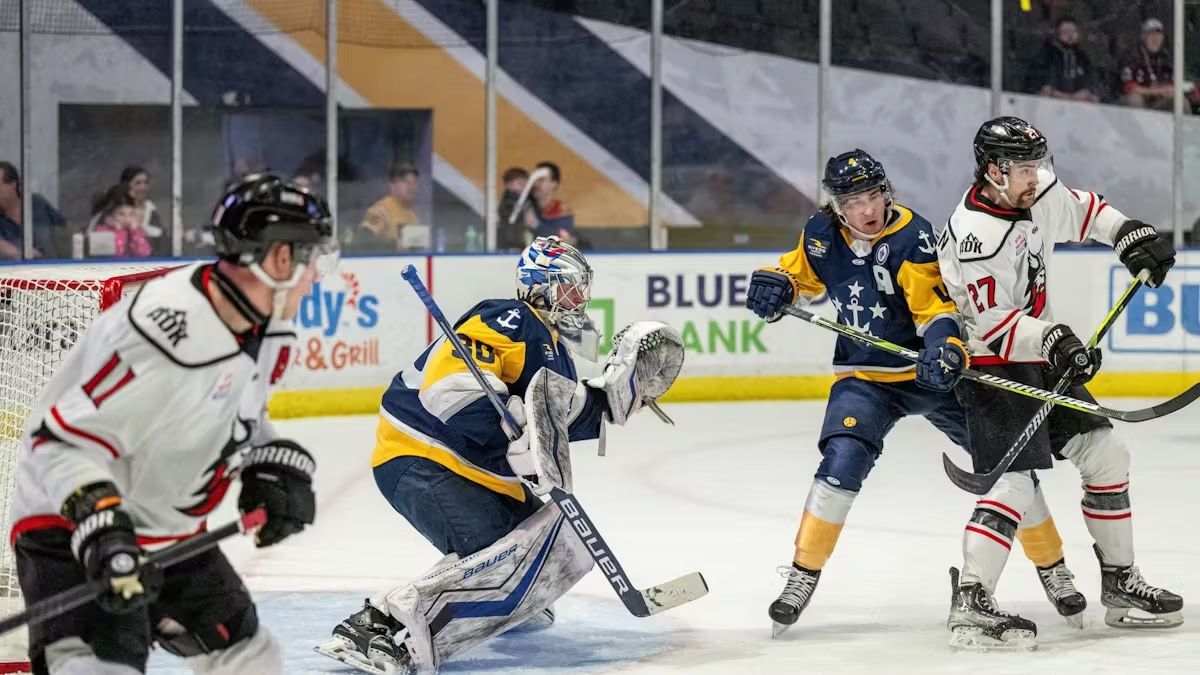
400;265;708;618
779;295;1200;423
940;270;1198;494
0;508;266;636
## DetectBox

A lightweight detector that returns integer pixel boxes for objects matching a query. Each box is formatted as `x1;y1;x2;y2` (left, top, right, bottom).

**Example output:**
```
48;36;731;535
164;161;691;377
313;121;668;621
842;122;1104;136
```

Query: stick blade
638;572;709;617
941;453;997;495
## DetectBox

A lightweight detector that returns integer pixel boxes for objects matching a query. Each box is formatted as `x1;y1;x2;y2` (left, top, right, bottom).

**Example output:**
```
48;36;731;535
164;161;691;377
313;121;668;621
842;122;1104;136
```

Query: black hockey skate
769;563;821;638
314;601;414;674
1035;558;1088;629
1095;545;1184;629
947;567;1037;651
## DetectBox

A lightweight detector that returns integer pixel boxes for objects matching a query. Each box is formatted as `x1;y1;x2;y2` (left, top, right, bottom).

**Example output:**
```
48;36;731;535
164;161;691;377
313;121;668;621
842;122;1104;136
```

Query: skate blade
1104;607;1184;629
948;627;1037;652
314;636;411;675
771;621;791;639
1063;611;1086;630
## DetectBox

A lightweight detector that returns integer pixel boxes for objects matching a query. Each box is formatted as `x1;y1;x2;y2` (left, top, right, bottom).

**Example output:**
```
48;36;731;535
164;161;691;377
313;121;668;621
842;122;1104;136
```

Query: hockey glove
238;440;316;548
746;268;798;321
1114;220;1175;288
916;336;969;393
63;482;161;614
1042;324;1102;385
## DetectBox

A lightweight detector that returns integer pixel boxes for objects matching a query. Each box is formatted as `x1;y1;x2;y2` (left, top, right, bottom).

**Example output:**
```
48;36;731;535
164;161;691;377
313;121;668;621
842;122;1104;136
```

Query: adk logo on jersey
294;272;382;371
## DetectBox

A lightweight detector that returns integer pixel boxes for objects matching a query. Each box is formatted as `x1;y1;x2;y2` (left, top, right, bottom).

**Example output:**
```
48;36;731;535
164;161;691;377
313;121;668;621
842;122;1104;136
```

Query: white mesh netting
0;263;168;668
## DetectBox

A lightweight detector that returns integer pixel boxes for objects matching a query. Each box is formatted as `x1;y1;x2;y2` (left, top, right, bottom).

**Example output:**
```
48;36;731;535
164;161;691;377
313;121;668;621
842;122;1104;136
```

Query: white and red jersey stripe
9;264;297;545
938;173;1130;364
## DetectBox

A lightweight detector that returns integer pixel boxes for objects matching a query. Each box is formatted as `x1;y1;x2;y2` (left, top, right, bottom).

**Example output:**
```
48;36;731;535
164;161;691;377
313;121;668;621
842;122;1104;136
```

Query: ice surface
149;400;1200;673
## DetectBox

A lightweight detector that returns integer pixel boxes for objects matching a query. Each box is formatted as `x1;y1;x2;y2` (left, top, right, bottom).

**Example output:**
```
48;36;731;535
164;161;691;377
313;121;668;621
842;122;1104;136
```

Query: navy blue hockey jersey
372;299;606;501
773;204;959;382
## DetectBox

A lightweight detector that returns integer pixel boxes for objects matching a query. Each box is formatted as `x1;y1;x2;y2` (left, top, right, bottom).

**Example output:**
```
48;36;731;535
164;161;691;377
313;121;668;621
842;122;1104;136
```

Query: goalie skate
1095;546;1184;629
314;602;414;674
1035;558;1087;629
946;567;1037;652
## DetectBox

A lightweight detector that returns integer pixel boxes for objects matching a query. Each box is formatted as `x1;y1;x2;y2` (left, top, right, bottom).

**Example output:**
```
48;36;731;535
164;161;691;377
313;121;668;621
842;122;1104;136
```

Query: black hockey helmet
973;116;1048;177
822;149;889;198
210;174;336;268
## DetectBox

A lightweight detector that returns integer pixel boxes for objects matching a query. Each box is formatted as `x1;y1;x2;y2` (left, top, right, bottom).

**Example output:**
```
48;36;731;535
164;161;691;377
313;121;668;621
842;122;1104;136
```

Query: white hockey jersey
9;263;296;548
938;173;1130;365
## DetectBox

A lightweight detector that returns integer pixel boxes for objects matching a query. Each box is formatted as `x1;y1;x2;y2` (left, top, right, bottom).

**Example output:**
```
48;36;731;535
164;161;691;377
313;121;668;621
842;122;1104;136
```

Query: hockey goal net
0;263;172;672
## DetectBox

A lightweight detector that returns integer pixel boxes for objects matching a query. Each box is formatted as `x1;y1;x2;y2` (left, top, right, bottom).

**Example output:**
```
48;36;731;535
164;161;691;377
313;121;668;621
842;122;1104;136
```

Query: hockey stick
400;265;708;617
778;302;1200;423
940;271;1169;495
507;167;551;226
0;508;266;636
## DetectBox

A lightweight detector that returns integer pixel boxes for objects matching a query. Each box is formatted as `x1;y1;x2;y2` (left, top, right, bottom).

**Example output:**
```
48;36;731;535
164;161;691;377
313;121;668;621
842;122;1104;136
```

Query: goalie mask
516;236;600;360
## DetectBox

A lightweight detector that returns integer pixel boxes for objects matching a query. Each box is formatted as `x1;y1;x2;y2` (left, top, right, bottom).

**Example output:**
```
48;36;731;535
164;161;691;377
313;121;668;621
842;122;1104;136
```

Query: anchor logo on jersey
178;416;255;517
917;229;936;255
830;280;887;336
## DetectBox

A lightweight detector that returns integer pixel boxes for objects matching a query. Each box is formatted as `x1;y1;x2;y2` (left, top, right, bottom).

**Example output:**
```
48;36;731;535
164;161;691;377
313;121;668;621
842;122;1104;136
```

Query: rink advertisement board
267;249;1200;413
283;255;430;391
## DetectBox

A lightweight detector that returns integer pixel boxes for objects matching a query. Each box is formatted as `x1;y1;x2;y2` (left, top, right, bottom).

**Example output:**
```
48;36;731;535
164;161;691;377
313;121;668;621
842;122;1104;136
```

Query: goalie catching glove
238;440;317;547
586;321;685;426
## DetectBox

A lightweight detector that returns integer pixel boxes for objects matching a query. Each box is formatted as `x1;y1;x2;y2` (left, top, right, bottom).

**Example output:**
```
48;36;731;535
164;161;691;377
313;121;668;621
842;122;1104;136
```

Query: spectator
1028;17;1100;102
0;160;67;259
358;163;420;251
1120;18;1174;110
530;161;575;239
88;185;151;258
120;165;166;254
496;166;531;251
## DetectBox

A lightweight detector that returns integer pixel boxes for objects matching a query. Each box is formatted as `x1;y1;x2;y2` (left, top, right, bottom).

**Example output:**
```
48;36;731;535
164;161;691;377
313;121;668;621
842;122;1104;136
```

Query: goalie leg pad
517;367;577;493
377;501;594;671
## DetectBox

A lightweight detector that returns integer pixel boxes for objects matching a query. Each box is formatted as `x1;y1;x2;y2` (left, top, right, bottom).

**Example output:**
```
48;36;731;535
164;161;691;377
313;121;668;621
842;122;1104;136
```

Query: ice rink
152;399;1200;674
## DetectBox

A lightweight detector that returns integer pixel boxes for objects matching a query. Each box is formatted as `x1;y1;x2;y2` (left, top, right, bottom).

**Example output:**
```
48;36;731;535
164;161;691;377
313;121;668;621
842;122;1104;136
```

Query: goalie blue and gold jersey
774;204;959;382
373;298;605;501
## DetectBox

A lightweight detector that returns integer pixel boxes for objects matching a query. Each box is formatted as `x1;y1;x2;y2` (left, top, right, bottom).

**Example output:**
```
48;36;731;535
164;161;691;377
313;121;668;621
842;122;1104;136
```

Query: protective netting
0;264;167;668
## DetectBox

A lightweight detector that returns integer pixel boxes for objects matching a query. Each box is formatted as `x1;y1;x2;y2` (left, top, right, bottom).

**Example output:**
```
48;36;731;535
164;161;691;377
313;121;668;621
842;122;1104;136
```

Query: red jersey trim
49;406;122;459
967;185;1020;217
981;308;1021;342
9;514;73;547
1079;192;1096;240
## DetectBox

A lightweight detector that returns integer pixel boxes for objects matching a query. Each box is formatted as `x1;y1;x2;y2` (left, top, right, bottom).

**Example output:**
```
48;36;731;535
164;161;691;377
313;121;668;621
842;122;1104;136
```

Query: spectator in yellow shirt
360;163;420;251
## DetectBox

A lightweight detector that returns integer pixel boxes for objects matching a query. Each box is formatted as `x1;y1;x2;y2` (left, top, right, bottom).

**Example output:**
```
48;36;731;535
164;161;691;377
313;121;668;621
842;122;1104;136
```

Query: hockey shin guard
793;479;856;571
1015;484;1065;568
1061;428;1133;566
961;471;1035;592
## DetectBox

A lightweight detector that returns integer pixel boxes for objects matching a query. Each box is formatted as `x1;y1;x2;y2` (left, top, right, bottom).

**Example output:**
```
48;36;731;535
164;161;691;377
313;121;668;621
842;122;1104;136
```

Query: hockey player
938;116;1181;650
746;150;1083;637
316;236;684;674
8;175;336;673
